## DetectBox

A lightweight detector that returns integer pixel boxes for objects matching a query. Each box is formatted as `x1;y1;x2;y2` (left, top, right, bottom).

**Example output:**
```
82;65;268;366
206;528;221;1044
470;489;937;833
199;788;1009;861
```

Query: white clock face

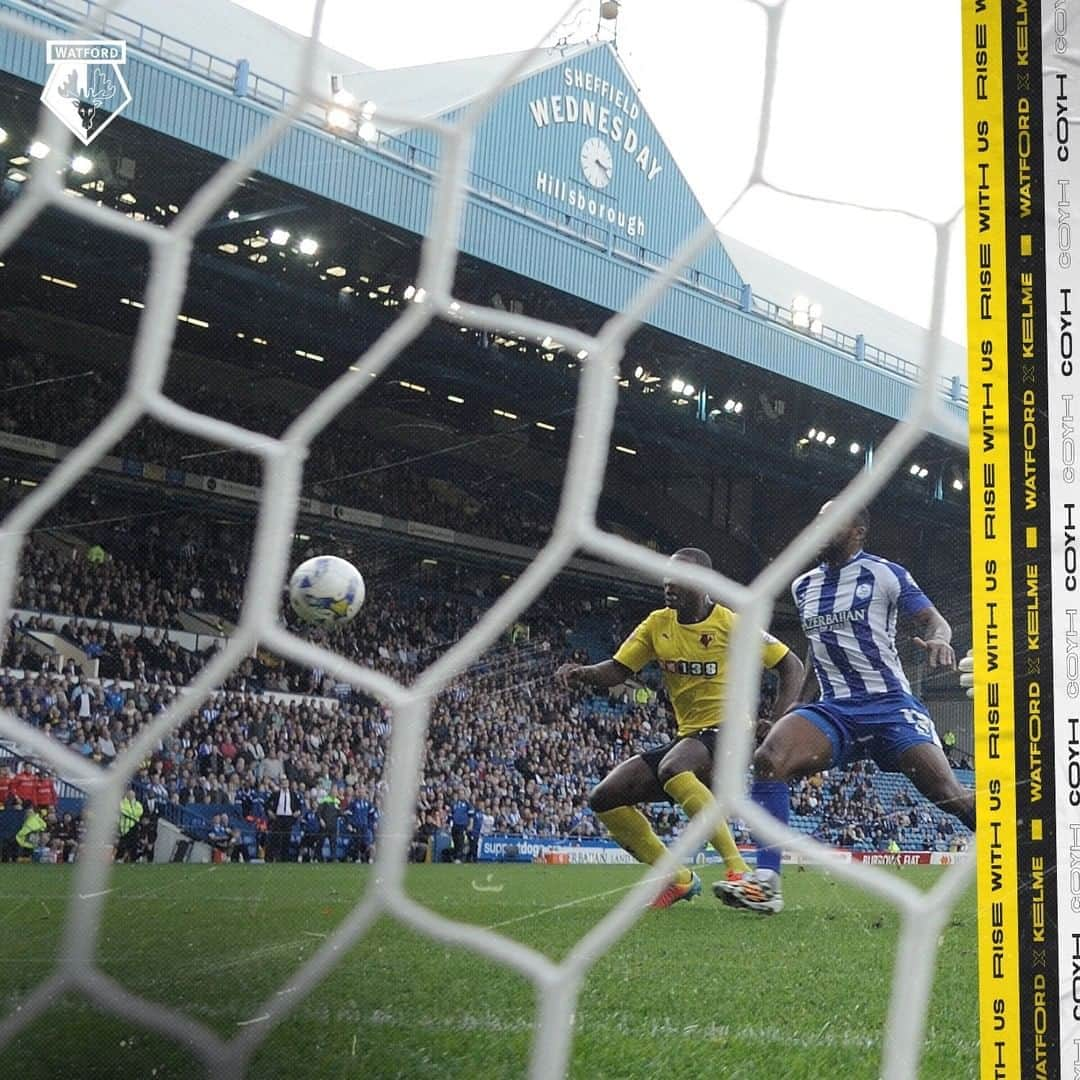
581;137;613;189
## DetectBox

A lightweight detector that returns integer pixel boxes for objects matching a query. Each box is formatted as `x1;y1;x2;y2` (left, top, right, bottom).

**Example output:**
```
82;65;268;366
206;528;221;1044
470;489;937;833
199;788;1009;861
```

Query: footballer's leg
589;750;698;907
655;734;749;878
715;710;836;914
895;742;976;831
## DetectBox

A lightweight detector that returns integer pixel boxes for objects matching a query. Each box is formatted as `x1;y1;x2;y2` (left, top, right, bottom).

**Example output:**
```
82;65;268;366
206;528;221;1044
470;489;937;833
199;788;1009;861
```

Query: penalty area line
358;1007;980;1054
484;877;659;931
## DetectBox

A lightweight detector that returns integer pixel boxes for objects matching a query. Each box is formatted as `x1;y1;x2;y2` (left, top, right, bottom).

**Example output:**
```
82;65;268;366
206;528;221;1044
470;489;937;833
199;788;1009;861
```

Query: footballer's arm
556;659;632;689
795;648;818;706
911;605;956;669
769;649;804;721
754;649;804;742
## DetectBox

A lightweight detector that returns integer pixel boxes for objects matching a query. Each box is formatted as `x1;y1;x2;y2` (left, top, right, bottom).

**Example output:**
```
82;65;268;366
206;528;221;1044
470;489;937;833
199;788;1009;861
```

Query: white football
288;555;365;626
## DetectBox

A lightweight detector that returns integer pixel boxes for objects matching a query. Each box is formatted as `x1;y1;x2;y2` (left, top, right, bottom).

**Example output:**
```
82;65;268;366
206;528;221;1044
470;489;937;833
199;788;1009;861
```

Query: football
288;555;366;626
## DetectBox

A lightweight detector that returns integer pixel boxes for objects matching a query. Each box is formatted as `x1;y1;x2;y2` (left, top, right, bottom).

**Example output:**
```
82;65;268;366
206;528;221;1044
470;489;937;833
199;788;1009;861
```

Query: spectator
115;788;144;862
266;780;300;862
11;765;35;805
449;787;471;863
33;770;56;810
409;813;437;863
468;799;486;863
15;801;48;860
344;786;376;864
53;811;80;863
298;799;324;863
318;791;341;862
207;813;238;862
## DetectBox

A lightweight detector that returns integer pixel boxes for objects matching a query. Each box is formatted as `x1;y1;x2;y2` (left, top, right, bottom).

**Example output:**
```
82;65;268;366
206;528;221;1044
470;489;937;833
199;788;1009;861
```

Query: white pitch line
357;1007;982;1054
78;889;116;900
0;990;980;1054
484;878;657;931
0;892;260;902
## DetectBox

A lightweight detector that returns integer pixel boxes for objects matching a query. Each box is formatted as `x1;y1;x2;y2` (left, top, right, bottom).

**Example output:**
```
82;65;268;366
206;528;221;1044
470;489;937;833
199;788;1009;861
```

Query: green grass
1;864;977;1079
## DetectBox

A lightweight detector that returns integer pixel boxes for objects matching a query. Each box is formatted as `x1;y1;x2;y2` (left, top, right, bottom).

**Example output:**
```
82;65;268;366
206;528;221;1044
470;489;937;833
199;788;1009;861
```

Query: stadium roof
114;0;374;92
0;2;966;433
718;234;967;383
335;44;593;134
336;42;968;391
326;37;967;385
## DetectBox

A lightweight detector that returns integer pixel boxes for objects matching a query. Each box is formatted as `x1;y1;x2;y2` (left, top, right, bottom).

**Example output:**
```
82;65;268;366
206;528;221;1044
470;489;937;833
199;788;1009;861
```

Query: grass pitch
2;864;977;1079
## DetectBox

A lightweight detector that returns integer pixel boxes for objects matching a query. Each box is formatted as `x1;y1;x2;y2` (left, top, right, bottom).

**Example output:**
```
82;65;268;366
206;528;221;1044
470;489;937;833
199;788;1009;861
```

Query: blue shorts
795;692;941;772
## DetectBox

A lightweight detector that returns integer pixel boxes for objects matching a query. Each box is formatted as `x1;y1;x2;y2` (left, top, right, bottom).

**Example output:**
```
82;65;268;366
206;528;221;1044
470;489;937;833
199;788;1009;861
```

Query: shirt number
900;708;933;738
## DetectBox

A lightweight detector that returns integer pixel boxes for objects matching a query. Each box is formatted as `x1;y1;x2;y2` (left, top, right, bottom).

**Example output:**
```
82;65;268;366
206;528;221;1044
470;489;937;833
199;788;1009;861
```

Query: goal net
0;2;973;1078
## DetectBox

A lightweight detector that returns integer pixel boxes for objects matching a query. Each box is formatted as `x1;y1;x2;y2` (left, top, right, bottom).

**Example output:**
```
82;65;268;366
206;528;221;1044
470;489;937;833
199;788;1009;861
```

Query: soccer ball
288;555;365;626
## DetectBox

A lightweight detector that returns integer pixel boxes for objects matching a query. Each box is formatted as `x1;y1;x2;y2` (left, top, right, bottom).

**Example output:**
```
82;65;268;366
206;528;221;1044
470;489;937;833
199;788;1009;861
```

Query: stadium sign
477;835;965;867
527;64;663;240
41;40;133;145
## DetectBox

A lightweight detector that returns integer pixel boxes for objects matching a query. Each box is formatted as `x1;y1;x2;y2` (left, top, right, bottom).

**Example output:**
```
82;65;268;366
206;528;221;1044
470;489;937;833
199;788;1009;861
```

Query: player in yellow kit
556;548;803;908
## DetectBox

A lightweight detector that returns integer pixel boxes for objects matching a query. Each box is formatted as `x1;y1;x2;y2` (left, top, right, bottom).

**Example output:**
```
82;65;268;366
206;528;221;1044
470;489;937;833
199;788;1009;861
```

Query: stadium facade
1;0;966;425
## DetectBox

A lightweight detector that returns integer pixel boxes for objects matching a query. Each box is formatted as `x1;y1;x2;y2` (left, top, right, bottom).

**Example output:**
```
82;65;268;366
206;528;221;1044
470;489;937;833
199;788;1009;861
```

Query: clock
580;137;613;189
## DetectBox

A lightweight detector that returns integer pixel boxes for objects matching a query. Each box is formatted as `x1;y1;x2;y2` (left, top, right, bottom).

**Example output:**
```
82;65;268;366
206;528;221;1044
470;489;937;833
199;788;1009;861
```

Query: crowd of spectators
7;507;601;703
4;610;210;685
0;804;82;863
0;657;647;840
0;487;973;863
0;344;672;551
788;760;969;853
13;518;248;631
0;640;970;864
4;516;634;848
0;763;80;863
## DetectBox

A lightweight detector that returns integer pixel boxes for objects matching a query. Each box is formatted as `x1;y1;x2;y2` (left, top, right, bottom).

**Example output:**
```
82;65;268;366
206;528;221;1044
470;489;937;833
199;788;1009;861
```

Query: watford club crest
41;40;133;145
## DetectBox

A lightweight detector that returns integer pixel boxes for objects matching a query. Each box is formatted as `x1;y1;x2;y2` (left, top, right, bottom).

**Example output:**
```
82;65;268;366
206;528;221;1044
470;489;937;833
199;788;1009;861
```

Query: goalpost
0;2;976;1078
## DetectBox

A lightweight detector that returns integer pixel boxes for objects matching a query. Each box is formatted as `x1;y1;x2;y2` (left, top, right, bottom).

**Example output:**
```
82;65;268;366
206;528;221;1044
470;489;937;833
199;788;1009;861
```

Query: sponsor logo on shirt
658;660;719;677
803;608;869;632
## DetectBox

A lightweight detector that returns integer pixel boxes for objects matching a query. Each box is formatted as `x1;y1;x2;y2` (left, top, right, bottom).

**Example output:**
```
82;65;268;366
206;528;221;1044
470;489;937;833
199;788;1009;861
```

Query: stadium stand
0;337;677;553
2;513;972;863
0;3;982;1077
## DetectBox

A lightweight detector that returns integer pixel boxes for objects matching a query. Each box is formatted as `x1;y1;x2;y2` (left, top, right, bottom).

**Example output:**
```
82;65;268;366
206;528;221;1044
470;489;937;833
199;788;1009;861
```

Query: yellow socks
597;806;693;886
663;771;749;875
598;776;746;883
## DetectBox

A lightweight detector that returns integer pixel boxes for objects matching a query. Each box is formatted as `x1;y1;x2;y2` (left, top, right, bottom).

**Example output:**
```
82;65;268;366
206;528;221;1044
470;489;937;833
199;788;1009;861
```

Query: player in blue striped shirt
717;502;975;914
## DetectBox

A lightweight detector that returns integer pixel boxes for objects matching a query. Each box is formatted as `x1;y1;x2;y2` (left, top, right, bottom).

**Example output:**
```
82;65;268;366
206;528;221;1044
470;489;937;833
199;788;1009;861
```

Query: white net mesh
0;2;974;1078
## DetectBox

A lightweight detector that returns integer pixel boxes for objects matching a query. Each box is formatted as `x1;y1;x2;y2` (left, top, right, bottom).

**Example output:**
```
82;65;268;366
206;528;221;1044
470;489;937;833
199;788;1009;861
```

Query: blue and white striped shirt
792;551;932;702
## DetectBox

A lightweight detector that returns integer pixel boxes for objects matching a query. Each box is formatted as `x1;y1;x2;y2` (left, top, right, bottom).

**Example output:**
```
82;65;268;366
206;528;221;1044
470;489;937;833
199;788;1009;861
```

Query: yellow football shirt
613;604;789;736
